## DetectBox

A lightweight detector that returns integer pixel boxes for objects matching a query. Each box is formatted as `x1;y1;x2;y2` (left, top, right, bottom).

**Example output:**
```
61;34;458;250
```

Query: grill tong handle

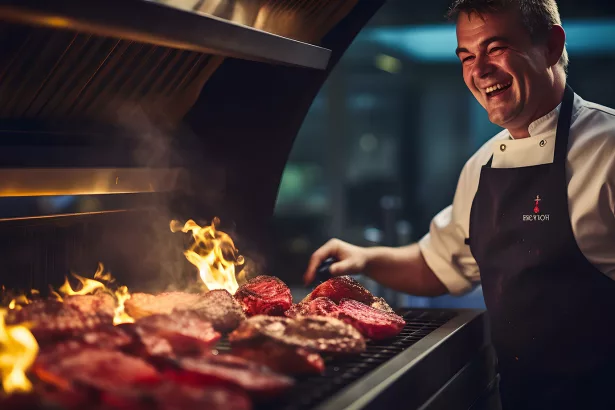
315;257;337;284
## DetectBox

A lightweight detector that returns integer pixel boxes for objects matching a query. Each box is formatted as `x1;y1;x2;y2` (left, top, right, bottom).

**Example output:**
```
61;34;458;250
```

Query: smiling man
304;1;615;409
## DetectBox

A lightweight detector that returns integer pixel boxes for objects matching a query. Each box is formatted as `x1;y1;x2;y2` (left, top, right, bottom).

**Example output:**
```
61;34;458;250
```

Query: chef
303;0;615;409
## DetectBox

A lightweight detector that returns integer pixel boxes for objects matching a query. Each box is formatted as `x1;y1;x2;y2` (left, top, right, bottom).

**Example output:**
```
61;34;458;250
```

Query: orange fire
170;217;244;294
57;263;134;325
0;309;39;394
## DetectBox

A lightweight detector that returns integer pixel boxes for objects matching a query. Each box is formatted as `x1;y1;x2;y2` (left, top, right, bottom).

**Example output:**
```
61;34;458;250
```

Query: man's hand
303;239;371;285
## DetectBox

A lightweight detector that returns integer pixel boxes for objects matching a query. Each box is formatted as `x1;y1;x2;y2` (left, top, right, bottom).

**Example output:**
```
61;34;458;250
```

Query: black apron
467;85;615;410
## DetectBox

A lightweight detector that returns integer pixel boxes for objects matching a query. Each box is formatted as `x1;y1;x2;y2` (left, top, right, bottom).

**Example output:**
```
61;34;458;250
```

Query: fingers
303;239;339;285
328;259;359;276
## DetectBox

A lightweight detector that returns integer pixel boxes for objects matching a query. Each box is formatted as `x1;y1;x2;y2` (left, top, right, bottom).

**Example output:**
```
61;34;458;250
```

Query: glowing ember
0;309;39;394
170;217;244;294
56;263;134;326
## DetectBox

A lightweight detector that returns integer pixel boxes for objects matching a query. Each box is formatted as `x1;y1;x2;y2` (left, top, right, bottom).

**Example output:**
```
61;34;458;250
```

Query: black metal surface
215;309;458;410
0;0;331;69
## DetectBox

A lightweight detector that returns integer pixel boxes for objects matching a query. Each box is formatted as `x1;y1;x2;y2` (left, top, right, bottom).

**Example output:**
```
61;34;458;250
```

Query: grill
0;1;496;409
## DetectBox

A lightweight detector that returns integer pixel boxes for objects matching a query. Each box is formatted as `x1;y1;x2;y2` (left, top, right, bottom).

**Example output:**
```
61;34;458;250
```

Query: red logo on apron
534;195;541;214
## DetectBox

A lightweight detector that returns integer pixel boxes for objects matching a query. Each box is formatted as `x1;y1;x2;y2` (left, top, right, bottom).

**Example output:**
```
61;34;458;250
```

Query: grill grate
216;309;456;410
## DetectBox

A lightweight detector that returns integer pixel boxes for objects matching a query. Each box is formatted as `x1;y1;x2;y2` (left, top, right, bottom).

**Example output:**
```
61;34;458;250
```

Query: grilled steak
125;291;203;319
302;276;395;312
286;297;405;340
127;311;221;357
189;289;246;332
34;347;162;393
148;383;252;410
229;315;365;355
231;339;325;375
5;299;111;343
64;293;116;317
337;299;406;340
80;325;134;350
234;275;292;316
164;354;294;401
285;297;340;318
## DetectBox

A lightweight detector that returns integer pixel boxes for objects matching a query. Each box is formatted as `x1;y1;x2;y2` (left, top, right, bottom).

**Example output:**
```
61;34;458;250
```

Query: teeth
485;82;511;94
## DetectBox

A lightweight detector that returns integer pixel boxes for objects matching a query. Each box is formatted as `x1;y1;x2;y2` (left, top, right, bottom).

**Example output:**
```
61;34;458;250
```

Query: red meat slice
234;275;292;316
285;297;340;319
163;354;294;401
337;299;406;340
231;339;325;375
302;276;396;313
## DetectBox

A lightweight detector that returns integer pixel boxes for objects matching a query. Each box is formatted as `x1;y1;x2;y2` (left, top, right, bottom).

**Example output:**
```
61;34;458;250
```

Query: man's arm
303;239;448;297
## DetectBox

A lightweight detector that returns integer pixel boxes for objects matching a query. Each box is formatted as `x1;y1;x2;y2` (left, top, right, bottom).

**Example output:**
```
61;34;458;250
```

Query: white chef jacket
418;92;615;295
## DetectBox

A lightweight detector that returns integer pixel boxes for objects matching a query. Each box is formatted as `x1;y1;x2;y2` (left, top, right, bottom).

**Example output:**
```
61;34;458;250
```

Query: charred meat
189;289;246;332
229;315;365;355
64;293;116;317
5;299;112;344
234;276;293;317
336;299;406;340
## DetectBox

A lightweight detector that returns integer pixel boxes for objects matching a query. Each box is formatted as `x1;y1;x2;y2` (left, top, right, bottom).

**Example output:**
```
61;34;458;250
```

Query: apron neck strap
484;84;574;168
553;84;575;165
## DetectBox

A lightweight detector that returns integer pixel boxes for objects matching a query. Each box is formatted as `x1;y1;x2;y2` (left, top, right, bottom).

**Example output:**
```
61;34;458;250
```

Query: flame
56;263;134;326
113;286;134;326
0;309;39;394
171;217;244;294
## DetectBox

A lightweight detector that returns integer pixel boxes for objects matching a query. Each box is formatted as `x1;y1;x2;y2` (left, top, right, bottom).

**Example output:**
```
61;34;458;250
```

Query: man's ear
546;24;566;67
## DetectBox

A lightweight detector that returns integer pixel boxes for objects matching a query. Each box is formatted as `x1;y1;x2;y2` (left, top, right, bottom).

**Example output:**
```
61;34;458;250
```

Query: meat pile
285;276;406;340
2;275;406;409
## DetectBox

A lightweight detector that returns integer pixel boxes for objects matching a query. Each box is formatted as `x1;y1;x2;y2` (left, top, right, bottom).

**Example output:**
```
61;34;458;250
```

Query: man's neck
507;77;567;140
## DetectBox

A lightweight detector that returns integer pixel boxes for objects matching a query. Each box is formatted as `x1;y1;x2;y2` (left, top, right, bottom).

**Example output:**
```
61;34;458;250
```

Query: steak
5;299;112;343
125;292;203;319
189;289;246;332
163;354;294;401
127;311;221;357
125;290;245;333
80;325;135;350
302;276;395;312
285;297;405;340
285;297;340;319
234;275;292;316
231;339;325;375
337;299;406;340
229;315;365;355
34;347;162;393
147;383;252;410
64;293;116;317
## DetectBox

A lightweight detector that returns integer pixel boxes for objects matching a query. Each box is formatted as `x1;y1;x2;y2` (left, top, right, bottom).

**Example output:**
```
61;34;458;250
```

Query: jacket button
500;144;507;152
540;140;546;147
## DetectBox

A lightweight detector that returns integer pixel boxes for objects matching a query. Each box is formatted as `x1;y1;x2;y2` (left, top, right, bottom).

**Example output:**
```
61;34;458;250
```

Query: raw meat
5;299;112;343
125;292;203;319
337;299;406;340
188;289;246;332
162;354;294;401
234;276;293;316
229;315;365;355
231;339;325;375
64;293;116;317
302;276;395;312
126;311;221;357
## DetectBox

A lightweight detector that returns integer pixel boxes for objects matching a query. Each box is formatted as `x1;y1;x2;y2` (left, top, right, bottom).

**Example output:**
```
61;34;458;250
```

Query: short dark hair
447;0;568;72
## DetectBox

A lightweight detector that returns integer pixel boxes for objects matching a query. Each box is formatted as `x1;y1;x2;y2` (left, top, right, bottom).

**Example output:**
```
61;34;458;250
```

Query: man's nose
472;54;494;79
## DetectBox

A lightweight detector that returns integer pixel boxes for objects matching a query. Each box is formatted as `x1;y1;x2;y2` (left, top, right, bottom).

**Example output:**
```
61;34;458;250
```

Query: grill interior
216;309;457;410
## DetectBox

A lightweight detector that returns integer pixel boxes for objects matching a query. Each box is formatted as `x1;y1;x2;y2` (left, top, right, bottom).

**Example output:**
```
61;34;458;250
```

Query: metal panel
0;0;332;69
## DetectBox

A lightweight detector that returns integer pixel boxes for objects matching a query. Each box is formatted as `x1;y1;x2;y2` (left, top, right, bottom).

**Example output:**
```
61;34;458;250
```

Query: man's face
455;10;553;130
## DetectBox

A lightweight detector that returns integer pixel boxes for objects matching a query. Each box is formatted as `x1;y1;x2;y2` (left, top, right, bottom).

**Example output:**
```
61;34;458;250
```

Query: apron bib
467;85;615;409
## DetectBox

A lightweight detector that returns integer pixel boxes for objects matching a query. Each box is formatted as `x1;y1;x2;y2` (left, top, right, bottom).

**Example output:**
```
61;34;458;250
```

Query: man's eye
461;56;475;63
488;47;506;55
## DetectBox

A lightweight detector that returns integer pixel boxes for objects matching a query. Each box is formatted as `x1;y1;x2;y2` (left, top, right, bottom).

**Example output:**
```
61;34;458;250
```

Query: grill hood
0;0;384;291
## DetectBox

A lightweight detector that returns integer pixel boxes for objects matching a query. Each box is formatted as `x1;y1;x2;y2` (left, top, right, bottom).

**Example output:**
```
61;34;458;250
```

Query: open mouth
485;81;512;98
